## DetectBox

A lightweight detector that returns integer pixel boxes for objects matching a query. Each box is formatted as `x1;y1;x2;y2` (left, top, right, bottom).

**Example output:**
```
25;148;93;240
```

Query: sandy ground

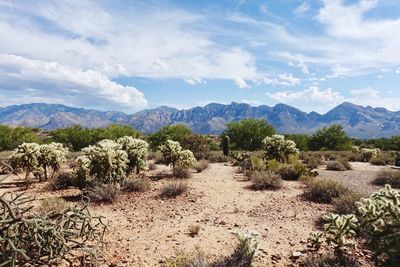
317;162;387;195
0;161;382;266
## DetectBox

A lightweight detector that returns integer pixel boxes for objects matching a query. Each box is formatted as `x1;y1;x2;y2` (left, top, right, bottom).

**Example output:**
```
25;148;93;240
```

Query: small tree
117;136;148;174
148;125;192;149
181;134;210;160
76;139;128;184
309;125;352;151
262;135;299;163
224;119;276;151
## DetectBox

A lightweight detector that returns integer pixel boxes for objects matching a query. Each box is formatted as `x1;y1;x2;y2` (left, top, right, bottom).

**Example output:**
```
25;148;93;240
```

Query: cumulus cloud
234;77;249;89
263;73;300;87
184;77;206;85
266;86;344;113
348;88;400;111
0;54;147;110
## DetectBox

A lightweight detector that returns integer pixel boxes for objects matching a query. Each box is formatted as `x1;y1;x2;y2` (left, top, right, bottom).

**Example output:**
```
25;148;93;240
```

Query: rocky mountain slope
1;102;399;138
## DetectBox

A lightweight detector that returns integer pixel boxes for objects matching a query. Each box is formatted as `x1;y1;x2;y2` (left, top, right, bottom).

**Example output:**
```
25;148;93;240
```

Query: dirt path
93;163;330;266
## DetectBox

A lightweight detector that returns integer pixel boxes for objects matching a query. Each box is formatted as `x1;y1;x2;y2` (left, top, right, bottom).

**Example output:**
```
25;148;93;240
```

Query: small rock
290;251;303;259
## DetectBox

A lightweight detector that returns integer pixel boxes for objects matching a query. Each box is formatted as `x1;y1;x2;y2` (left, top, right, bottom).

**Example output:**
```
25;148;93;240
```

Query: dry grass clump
369;154;394;166
278;165;301;180
208;151;229;163
160;181;188;198
173;166;192;179
372;168;400;188
249;171;283;191
303;179;350;203
326;161;347;171
38;197;69;215
86;184;120;203
48;172;85;190
120;176;150;192
338;158;352;170
302;253;361;267
332;192;363;215
195;160;209;173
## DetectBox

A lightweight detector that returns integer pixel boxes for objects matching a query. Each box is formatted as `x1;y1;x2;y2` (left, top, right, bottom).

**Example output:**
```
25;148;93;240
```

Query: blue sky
0;0;400;114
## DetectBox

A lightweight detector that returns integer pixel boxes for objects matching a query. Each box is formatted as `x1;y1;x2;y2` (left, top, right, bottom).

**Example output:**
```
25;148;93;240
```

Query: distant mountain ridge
1;102;400;138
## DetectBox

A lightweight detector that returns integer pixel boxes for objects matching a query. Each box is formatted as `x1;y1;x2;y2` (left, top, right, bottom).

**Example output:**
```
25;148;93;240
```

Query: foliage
285;134;311;151
181;134;210;160
51;124;140;151
249;171;283;190
159;181;188;198
356;185;400;265
224;119;275;151
76;139;128;184
117;136;148;174
221;135;230;156
0;125;42;151
308;125;352;151
148;124;192;149
372;168;400;188
262;134;299;163
0;192;106;266
303;179;350;203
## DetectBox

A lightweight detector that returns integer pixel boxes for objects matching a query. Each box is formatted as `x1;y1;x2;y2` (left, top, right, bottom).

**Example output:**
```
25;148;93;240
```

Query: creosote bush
303;179;349;203
249;171;282;191
86;184;120;203
372;168;400;188
332;192;363;215
120;175;150;192
159;181;188;198
0;192;106;266
326;161;347;171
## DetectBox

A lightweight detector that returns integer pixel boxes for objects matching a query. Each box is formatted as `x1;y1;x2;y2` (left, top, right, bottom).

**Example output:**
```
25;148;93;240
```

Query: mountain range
1;102;400;139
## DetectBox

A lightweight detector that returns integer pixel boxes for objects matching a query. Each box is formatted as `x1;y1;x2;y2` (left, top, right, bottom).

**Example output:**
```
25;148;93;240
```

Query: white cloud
234;77;249;89
293;2;310;16
266;86;344;112
184;77;206;85
0;54;147;111
348;87;400;111
263;73;300;87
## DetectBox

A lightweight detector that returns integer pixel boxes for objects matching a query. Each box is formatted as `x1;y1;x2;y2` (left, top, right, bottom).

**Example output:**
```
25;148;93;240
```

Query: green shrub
181;134;210;160
148;124;192;149
195;160;209;173
159;181;188;198
87;183;120;203
120;176;150;192
0;125;42;151
372;168;400;188
303;179;349;203
308;125;352;151
326;161;347;171
249;171;282;190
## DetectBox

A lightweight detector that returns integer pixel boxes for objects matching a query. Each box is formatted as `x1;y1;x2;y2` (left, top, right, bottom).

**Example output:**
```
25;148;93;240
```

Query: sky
0;0;400;114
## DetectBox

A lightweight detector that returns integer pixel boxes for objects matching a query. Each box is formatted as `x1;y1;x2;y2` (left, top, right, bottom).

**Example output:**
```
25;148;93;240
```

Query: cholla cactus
76;139;128;184
307;232;324;250
360;148;380;162
233;231;260;259
262;135;299;163
160;140;183;168
323;213;358;255
177;150;196;168
9;143;42;179
117;136;148;174
38;143;68;181
356;185;400;264
351;146;360;154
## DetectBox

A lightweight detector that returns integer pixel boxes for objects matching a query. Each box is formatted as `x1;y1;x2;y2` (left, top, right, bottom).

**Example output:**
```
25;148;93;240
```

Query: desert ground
0;158;388;266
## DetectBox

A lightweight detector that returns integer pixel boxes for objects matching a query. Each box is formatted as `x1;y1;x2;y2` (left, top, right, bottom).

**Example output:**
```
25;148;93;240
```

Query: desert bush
38;197;69;215
326;161;347;171
308;125;352;151
195;160;209;173
160;181;188;198
262;134;299;163
307;158;321;169
265;159;282;172
356;185;400;265
249;171;283;190
0;125;42;151
208;152;229;163
182;134;210;160
148;124;192;149
224;118;275;151
173;165;192;179
120;176;150;192
148;162;157;170
76;139;128;184
332;192;362;215
372;168;400;188
117;136;148;174
49;172;86;190
369;153;394;166
301;253;361;267
188;224;201;237
303;179;349;203
338;158;352;170
360;148;380;162
86;183;120;203
0;192;106;265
